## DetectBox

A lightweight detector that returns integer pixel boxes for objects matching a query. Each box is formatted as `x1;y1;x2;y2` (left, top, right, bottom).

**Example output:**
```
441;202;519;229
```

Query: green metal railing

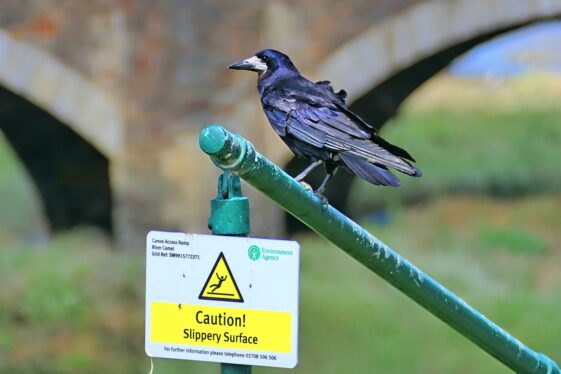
199;124;560;373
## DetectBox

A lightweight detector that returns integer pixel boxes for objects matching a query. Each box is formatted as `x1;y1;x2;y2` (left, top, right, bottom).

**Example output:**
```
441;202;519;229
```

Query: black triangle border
198;252;244;303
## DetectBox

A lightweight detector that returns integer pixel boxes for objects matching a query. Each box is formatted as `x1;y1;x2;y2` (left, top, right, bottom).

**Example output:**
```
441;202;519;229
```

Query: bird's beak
228;55;267;73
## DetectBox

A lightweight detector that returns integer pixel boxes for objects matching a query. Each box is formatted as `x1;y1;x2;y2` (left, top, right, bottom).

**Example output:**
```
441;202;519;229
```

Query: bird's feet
298;181;314;192
313;190;329;207
298;181;328;207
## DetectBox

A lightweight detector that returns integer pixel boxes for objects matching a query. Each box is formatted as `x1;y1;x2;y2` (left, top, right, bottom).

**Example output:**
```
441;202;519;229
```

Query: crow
228;49;421;196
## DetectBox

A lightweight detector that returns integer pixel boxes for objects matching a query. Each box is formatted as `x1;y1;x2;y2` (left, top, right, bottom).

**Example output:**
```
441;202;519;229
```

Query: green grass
350;76;561;213
0;230;145;373
0;133;46;241
1;196;560;373
476;227;548;255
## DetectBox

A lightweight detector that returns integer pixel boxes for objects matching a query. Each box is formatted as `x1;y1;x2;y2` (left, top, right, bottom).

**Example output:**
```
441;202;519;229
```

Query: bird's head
228;49;298;78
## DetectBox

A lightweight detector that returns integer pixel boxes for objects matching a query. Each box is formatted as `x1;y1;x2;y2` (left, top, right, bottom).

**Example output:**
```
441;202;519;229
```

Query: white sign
145;231;300;368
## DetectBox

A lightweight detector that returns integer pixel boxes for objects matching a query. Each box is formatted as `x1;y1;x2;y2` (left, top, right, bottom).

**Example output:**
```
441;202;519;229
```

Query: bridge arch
0;30;123;233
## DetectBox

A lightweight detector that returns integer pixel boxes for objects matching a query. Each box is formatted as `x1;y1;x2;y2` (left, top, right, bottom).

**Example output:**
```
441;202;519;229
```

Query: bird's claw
299;181;313;192
313;190;329;207
299;181;328;206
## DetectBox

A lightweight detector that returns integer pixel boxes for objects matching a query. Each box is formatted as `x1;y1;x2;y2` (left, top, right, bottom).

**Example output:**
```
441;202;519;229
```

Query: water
450;21;561;77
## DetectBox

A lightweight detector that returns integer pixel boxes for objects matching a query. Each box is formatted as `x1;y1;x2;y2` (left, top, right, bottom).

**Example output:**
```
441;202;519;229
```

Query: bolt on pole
208;170;252;374
199;124;560;374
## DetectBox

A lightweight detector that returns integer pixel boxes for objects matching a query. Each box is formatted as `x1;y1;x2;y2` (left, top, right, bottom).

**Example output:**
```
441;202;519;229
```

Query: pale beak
228;55;267;73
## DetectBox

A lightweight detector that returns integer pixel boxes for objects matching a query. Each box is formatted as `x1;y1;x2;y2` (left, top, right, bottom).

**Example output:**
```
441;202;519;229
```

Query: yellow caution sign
151;302;292;352
145;232;300;368
199;252;243;302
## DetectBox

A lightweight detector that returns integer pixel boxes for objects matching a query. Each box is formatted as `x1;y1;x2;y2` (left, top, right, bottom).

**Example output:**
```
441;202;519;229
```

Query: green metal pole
199;124;560;374
208;170;252;374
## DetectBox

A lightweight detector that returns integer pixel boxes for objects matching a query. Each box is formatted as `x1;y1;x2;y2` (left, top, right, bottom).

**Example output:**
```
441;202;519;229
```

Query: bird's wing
294;79;379;132
263;92;417;174
290;110;417;174
263;82;371;137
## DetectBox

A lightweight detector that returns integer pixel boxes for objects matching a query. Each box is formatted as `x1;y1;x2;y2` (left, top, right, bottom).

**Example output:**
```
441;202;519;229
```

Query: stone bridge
0;0;559;247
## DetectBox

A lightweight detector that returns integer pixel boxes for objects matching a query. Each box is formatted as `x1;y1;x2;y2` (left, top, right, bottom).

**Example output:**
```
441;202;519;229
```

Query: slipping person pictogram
199;252;244;302
209;273;229;295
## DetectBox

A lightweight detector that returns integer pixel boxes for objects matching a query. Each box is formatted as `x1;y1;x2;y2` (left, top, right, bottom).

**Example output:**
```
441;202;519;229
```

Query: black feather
316;80;347;101
340;153;400;186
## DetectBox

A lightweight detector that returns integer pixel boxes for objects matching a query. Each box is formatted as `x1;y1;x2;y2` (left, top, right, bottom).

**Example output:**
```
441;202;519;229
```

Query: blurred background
1;1;560;373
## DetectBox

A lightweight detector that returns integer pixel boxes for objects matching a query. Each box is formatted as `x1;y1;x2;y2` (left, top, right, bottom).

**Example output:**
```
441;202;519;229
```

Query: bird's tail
339;152;401;186
336;136;422;182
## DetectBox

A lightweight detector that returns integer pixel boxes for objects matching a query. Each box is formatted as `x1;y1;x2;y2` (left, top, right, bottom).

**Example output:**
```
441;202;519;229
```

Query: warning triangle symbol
199;252;244;303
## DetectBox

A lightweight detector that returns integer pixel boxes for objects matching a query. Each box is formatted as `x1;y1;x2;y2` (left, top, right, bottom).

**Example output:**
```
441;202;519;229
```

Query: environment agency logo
247;244;294;262
248;245;261;261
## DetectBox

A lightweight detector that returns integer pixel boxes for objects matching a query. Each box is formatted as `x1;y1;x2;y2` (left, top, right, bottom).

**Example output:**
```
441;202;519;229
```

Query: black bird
228;49;421;195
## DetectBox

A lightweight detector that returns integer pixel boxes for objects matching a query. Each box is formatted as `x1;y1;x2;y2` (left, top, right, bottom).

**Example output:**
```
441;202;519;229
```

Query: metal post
208;170;252;374
199;124;560;374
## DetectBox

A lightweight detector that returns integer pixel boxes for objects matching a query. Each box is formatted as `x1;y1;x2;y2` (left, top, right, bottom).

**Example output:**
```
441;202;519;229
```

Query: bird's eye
261;55;269;63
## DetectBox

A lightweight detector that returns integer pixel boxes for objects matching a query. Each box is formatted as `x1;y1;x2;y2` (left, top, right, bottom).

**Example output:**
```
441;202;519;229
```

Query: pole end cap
199;125;227;155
